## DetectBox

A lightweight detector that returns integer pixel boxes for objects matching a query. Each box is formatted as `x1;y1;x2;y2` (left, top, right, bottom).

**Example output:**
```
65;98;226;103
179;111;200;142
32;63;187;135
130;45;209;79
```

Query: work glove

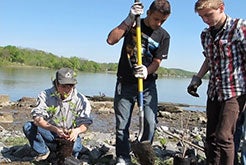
133;64;148;79
124;2;144;26
187;75;202;97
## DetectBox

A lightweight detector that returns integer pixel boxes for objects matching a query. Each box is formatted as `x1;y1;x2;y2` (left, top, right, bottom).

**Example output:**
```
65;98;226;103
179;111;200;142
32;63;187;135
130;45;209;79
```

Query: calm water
0;67;208;109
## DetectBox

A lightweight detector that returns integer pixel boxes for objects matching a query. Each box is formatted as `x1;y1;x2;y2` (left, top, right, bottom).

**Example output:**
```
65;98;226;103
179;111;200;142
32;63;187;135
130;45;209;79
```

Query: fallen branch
157;126;205;152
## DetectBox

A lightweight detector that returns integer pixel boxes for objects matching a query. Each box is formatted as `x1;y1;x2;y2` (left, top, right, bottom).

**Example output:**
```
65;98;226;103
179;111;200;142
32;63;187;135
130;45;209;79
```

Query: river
0;67;208;110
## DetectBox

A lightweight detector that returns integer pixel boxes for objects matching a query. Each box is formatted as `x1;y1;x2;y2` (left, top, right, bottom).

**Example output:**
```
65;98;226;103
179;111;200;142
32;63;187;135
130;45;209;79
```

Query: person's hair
53;79;58;89
149;0;171;15
194;0;224;12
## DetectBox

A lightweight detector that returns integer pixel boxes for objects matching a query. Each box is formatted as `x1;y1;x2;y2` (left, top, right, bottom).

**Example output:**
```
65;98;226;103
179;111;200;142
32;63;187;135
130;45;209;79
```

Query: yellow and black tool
131;0;155;164
135;0;144;143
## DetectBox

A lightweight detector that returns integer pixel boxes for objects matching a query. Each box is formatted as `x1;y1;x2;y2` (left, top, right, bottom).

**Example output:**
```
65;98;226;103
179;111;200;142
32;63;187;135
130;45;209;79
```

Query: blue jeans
23;121;82;158
114;80;158;160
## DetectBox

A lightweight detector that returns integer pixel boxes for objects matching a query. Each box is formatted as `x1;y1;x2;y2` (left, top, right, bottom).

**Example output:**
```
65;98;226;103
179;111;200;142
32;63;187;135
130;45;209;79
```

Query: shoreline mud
0;94;207;164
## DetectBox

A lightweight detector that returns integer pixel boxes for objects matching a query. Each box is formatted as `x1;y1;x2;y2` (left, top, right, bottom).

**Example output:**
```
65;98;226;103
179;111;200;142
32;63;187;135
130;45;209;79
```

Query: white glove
124;2;144;26
133;64;148;79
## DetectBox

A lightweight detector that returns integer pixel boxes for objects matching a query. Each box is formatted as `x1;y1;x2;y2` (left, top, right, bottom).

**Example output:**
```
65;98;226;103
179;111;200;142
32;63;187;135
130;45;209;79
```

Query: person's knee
73;138;83;158
145;118;156;131
23;121;32;133
216;133;234;147
73;142;82;153
23;121;36;136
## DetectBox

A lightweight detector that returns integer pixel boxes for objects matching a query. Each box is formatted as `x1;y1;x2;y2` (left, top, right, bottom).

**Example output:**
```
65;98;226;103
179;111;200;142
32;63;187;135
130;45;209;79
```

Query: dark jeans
114;80;158;160
234;112;244;165
205;95;246;165
241;110;246;165
23;121;82;158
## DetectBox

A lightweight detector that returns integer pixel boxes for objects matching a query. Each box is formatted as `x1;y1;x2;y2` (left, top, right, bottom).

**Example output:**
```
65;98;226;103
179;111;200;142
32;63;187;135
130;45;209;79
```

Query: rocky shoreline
0;95;207;164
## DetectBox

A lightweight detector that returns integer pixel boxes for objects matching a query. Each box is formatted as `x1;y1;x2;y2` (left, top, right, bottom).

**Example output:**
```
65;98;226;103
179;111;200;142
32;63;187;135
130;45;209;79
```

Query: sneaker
116;157;132;165
34;149;50;161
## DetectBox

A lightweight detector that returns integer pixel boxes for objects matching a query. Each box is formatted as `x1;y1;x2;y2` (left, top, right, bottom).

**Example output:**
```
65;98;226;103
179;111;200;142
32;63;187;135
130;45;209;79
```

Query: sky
1;0;245;72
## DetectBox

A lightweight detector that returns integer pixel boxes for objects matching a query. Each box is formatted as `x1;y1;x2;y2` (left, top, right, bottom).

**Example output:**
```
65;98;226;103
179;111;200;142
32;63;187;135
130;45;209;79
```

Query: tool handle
134;0;144;141
134;0;143;93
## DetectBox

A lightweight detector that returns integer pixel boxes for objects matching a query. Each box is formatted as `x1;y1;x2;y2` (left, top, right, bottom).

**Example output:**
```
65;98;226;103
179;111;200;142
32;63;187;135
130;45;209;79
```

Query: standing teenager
187;0;246;164
107;0;171;164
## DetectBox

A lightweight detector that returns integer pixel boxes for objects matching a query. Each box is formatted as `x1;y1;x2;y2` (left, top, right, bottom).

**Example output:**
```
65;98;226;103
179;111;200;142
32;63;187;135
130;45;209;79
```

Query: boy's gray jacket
31;86;92;129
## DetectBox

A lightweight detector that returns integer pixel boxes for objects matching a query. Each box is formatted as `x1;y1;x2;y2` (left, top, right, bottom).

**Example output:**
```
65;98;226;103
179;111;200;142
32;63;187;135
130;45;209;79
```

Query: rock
89;147;102;160
0;95;10;107
197;115;207;124
158;104;183;113
64;156;84;165
91;101;114;114
0;112;13;123
158;111;172;118
17;97;36;107
0;95;207;164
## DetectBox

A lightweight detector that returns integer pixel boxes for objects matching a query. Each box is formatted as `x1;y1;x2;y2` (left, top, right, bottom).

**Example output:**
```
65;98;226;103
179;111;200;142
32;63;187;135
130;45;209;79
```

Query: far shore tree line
0;45;206;78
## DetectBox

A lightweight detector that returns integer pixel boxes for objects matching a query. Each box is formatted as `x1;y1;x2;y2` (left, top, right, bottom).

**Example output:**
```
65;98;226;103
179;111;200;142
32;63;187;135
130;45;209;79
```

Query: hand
187;75;202;97
124;2;144;26
66;128;80;142
133;64;148;79
56;127;69;139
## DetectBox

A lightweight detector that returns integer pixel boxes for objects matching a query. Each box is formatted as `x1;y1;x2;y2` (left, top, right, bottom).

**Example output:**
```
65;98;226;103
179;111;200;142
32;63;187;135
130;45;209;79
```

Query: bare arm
147;58;162;74
74;124;88;134
107;2;143;45
33;116;68;138
106;22;129;45
196;58;209;78
34;116;57;132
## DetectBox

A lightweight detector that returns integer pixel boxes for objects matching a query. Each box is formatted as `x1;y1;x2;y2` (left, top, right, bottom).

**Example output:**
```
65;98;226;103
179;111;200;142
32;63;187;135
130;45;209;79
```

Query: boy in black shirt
107;0;171;164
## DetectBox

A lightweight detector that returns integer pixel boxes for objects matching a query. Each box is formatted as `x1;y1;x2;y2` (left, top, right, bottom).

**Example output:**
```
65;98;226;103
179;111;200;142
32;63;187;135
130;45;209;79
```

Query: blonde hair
194;0;224;12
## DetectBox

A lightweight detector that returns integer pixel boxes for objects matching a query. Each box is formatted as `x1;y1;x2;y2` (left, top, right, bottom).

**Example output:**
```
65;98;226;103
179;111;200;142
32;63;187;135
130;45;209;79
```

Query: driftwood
157;126;205;152
86;95;114;102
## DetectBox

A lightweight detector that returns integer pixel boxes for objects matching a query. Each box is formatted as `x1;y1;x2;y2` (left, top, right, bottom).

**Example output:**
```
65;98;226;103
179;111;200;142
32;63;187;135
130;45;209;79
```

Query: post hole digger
130;0;155;165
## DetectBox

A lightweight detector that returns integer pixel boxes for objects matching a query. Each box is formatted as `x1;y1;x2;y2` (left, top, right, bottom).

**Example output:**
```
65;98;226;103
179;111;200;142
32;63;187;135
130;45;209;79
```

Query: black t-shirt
117;19;170;84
